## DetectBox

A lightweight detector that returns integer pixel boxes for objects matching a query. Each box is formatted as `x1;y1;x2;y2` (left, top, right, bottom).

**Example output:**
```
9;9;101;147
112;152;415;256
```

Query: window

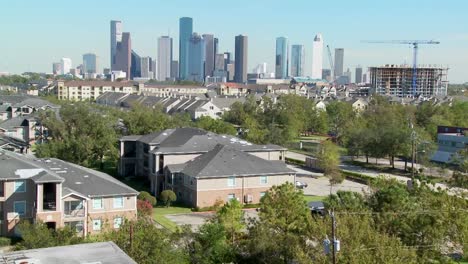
227;194;236;201
66;221;84;233
114;217;123;229
260;192;266;198
227;177;236;187
92;198;103;209
260;176;268;184
93;219;102;231
14;181;26;193
14;201;26;216
113;197;124;209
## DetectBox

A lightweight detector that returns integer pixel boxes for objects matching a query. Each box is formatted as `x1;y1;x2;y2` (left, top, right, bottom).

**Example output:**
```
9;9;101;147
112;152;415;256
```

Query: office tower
82;53;98;74
61;58;72;74
322;69;331;81
171;61;179;79
254;63;267;74
227;63;235;82
152;60;157;79
275;37;288;79
312;34;323;79
187;33;206;82
203;34;215;77
355;66;363;83
215;54;225;71
110;20;122;70
130;50;141;79
345;68;352;83
291;45;305;77
334;48;344;77
179;17;193;80
140;57;151;78
223;52;231;71
234;35;248;83
362;72;368;83
52;62;61;75
114;32;131;79
157;36;173;81
214;38;219;59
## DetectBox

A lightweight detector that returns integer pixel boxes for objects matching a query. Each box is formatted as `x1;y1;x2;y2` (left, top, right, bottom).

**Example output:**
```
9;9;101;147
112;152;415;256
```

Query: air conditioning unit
244;194;253;203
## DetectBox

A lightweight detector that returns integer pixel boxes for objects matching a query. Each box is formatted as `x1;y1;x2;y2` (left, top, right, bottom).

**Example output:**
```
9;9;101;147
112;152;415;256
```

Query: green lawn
152;206;192;232
303;195;326;203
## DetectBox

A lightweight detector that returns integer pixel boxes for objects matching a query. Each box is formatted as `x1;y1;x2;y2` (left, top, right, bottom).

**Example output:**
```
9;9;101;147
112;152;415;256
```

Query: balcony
43;200;56;211
64;209;85;218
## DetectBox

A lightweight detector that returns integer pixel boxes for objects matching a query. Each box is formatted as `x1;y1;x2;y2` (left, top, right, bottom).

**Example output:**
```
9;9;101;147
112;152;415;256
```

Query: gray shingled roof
0;116;28;130
180;144;295;178
0;151;138;197
211;97;246;109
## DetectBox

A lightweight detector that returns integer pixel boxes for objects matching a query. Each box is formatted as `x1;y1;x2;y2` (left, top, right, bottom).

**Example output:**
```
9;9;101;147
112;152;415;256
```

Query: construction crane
326;45;334;83
362;40;440;96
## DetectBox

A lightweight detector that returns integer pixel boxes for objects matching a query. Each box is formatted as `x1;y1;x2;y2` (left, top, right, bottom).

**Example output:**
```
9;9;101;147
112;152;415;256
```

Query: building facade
275;37;288;79
110;20;122;69
355;66;363;83
83;53;98;75
370;65;449;97
0;150;138;237
114;32;131;79
312;34;323;79
57;81;137;101
187;33;206;83
291;44;305;77
334;48;344;78
61;58;72;75
234;35;248;83
157;36;173;81
179;17;193;80
203;34;215;77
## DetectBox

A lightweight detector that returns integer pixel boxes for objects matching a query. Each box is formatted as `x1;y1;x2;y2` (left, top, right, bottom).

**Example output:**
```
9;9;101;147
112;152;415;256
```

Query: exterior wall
163;153;201;167
1;180;37;235
57;82;136;101
87;195;136;214
87;210;137;235
248;150;282;161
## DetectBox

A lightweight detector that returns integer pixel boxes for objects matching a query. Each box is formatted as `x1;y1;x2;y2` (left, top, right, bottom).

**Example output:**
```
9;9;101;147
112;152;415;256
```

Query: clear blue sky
1;0;467;83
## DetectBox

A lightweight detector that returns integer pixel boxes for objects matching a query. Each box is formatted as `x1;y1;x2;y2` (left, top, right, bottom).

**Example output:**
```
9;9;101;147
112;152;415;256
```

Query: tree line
15;179;468;263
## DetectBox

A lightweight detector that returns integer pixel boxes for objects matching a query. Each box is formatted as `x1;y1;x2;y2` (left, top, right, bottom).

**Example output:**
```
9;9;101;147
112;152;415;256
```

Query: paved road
297;175;369;196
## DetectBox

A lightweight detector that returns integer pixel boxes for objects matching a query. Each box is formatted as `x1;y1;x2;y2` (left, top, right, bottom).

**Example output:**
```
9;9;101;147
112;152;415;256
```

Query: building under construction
370;65;448;97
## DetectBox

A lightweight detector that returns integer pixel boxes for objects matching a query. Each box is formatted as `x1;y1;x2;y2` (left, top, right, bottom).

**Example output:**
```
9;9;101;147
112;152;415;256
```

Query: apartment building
140;84;207;97
0;95;59;121
432;126;468;163
0;150;138;237
57;80;138;101
118;128;287;197
164;144;295;207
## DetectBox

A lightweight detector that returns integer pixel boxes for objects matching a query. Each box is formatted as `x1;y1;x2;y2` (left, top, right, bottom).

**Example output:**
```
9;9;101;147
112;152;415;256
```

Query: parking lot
297;175;370;196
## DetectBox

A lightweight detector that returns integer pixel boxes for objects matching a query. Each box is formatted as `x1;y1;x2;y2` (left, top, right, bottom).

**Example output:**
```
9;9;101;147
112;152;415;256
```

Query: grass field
303;195;326;203
153;206;192;232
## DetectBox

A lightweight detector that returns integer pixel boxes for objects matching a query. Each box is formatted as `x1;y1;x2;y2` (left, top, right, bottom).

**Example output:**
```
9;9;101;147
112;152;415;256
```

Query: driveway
297;175;369;196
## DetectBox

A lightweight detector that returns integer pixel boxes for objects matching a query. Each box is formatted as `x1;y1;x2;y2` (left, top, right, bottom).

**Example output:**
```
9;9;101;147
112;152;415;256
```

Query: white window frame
92;219;102;231
260;176;268;184
260;192;266;198
227;194;235;201
113;217;123;229
227;176;236;187
92;198;103;209
113;196;124;209
14;201;26;216
14;181;26;193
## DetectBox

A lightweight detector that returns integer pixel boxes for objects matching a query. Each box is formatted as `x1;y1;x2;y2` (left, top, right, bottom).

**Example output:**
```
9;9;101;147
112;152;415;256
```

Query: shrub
160;190;177;207
137;199;153;217
0;237;11;247
138;191;157;206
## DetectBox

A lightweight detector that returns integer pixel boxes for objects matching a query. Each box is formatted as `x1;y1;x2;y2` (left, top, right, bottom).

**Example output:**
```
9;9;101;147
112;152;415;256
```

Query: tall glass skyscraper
290;45;305;77
187;33;206;82
275;37;288;79
179;17;193;80
158;36;173;81
202;34;215;77
234;35;248;83
312;33;323;79
334;48;344;77
82;53;98;74
110;20;122;70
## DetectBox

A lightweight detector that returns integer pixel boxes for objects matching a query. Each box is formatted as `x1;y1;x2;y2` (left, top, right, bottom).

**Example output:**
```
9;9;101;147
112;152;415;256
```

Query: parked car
296;181;308;189
308;201;326;217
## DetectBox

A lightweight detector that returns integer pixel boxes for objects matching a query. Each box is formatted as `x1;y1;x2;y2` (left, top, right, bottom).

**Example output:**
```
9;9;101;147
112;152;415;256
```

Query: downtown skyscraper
82;53;98;74
291;45;305;77
110;20;122;70
203;34;215;77
114;32;132;79
275;37;288;79
234;35;248;83
312;33;323;79
179;17;193;80
157;36;173;81
187;33;205;82
334;48;344;78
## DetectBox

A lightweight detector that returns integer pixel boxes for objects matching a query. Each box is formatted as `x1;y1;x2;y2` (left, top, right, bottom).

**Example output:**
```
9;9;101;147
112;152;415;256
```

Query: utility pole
331;211;337;264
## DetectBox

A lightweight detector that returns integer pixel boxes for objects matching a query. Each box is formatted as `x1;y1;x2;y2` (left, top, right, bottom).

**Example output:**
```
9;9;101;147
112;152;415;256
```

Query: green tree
138;191;157;206
160;190;177;207
316;141;343;193
195;116;237;135
215;199;245;245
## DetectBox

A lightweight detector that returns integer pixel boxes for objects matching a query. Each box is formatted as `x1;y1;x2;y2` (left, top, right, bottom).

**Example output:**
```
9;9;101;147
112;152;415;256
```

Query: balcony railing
64;209;85;218
43;201;56;211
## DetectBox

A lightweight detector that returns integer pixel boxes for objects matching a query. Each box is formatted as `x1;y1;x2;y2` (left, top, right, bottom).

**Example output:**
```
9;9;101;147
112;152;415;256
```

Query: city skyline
1;0;467;82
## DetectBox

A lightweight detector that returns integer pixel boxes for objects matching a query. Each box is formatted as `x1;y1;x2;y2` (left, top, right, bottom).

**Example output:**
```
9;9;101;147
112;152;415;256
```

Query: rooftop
63;80;137;87
0;151;138;198
173;144;294;178
0;242;137;264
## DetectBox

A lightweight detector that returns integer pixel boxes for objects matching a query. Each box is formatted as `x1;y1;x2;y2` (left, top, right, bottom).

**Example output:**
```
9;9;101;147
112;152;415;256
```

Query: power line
350;243;468;253
334;209;468;216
